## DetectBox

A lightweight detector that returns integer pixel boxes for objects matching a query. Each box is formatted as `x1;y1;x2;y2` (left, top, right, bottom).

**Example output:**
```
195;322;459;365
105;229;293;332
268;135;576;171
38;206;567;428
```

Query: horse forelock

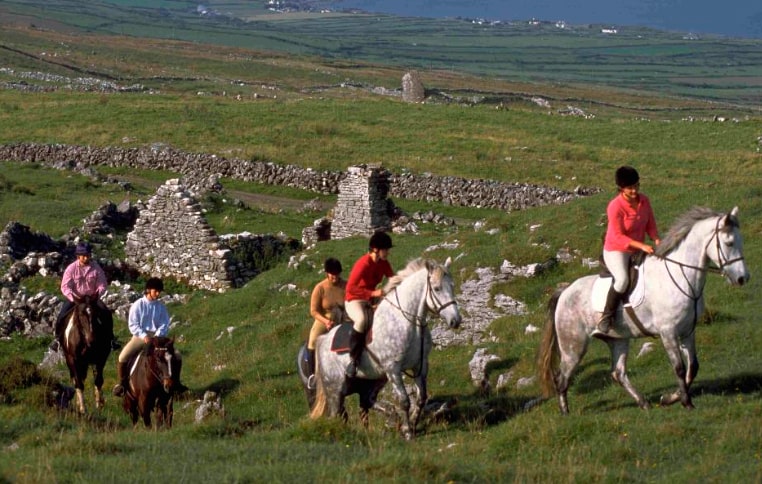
655;206;723;257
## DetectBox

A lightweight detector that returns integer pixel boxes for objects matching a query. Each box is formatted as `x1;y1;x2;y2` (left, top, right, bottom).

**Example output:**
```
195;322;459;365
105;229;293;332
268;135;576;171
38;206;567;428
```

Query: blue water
331;0;762;39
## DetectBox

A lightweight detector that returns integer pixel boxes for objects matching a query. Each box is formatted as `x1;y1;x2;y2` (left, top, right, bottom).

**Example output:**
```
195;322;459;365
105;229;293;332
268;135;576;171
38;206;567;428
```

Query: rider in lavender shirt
49;242;120;352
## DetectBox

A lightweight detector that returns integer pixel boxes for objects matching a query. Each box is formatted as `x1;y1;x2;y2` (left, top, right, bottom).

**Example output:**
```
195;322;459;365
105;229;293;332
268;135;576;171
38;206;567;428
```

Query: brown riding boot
112;362;129;397
598;286;623;333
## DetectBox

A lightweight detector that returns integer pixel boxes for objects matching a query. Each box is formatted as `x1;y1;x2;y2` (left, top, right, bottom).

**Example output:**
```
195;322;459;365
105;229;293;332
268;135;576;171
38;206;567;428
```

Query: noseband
425;272;458;315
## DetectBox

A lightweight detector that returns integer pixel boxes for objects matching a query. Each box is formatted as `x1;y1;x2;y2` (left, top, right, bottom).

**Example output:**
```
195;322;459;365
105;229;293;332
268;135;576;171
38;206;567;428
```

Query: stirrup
345;361;358;378
112;384;125;397
307;374;316;390
597;317;612;333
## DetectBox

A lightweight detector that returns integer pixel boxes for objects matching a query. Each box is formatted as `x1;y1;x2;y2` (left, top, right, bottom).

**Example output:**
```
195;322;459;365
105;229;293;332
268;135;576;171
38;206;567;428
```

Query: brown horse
122;337;176;428
61;298;112;414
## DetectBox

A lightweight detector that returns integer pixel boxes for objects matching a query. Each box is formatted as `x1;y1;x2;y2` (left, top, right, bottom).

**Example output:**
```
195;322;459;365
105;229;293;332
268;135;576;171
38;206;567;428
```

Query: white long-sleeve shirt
128;295;170;338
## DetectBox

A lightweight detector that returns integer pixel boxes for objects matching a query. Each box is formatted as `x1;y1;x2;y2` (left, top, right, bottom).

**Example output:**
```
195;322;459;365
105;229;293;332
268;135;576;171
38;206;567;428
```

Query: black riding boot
306;349;316;389
113;362;129;397
345;329;365;378
49;302;74;352
598;286;623;333
172;361;188;394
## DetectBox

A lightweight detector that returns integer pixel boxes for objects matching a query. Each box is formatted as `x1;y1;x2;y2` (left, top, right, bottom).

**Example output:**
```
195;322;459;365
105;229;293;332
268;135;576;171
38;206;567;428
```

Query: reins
658;214;744;331
381;267;457;379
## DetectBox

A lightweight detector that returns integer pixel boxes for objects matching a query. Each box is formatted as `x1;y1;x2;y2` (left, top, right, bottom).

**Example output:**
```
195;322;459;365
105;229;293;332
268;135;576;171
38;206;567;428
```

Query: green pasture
0;7;761;482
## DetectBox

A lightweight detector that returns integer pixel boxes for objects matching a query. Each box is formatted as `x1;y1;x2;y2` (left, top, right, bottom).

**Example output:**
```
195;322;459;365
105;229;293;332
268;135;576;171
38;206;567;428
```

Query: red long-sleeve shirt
345;253;393;302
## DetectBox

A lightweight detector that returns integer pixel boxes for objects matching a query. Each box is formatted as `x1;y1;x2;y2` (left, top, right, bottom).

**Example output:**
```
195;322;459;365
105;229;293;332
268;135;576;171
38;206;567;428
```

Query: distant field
2;0;762;107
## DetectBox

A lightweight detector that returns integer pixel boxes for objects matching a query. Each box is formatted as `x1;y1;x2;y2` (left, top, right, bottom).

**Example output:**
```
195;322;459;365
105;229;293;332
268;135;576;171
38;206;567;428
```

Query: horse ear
443;257;452;270
724;206;740;228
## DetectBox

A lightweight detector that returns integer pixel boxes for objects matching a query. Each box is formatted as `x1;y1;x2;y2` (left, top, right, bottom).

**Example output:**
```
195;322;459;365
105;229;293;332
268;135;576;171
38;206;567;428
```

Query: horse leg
555;331;589;415
93;363;105;410
659;334;692;408
608;340;649;409
387;372;412;440
73;362;88;414
140;395;152;428
408;368;428;435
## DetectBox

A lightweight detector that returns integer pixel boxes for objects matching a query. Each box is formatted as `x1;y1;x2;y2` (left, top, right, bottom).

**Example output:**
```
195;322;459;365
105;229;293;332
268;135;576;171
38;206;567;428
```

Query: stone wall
0;143;595;213
124;179;300;292
331;165;392;239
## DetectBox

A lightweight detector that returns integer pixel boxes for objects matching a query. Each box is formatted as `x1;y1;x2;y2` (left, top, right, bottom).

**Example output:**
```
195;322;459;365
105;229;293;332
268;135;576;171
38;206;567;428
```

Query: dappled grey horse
539;206;749;414
310;257;461;439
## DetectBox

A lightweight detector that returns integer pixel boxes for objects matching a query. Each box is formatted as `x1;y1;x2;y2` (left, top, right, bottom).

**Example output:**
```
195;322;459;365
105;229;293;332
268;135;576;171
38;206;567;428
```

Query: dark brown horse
61;298;112;414
122;337;176;428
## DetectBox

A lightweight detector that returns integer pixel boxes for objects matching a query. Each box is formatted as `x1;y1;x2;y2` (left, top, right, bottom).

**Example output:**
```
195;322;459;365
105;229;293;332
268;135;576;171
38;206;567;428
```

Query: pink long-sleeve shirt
604;193;659;253
60;260;108;302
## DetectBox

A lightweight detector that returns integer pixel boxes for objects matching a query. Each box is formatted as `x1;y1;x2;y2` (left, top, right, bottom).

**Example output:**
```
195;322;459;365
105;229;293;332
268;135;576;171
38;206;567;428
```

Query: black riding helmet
324;257;342;275
369;231;393;250
615;165;640;188
145;277;164;292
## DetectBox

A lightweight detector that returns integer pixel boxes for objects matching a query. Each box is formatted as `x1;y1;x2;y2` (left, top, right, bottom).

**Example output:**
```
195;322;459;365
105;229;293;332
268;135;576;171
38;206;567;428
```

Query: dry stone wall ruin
0;143;593;213
125;179;299;292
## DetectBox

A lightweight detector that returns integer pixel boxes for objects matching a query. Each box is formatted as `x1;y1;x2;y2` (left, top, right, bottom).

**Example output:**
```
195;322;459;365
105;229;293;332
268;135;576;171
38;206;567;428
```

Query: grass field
0;3;761;482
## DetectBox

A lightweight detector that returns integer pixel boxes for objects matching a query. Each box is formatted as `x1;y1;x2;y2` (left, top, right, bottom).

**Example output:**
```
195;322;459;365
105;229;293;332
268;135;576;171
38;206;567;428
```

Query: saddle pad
591;265;646;312
330;323;352;353
591;276;613;313
329;323;372;353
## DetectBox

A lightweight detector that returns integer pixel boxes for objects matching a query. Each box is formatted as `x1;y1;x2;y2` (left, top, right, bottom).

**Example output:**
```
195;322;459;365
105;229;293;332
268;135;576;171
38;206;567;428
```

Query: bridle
381;266;458;378
660;214;744;328
385;268;458;328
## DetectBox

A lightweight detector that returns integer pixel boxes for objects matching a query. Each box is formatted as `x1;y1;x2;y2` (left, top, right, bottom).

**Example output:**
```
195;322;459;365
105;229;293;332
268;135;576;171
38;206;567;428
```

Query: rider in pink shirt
599;166;660;333
49;242;120;352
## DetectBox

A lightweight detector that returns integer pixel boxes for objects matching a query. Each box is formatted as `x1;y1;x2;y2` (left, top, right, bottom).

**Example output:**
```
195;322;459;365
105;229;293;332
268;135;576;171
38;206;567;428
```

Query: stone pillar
402;71;425;103
331;165;391;240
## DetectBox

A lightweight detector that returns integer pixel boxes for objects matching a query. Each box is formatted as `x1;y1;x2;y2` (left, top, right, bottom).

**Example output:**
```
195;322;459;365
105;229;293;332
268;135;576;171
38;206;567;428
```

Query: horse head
425;257;462;329
72;298;96;349
710;206;750;286
148;337;175;394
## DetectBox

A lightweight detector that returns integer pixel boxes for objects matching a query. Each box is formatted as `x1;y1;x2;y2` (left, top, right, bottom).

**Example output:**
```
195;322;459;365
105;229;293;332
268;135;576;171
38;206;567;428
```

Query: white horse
539;206;750;414
309;257;462;439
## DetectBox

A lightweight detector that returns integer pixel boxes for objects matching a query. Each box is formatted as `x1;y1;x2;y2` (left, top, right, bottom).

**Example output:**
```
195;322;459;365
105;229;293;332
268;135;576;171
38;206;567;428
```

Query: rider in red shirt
344;231;394;378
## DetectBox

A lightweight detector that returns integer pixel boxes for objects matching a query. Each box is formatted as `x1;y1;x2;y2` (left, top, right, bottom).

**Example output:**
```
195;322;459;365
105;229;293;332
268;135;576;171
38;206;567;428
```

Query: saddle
592;251;647;311
329;305;374;353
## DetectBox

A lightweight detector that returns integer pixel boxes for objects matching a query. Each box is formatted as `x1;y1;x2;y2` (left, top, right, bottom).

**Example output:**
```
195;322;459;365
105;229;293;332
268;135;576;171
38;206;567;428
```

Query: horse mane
383;257;439;293
655;206;723;257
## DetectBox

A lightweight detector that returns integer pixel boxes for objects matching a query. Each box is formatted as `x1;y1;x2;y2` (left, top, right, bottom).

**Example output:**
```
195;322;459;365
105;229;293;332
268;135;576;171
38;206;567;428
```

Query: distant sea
329;0;762;39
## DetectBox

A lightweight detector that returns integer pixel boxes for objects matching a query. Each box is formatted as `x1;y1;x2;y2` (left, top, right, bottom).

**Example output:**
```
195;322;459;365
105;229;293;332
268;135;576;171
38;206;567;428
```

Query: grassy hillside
0;9;761;483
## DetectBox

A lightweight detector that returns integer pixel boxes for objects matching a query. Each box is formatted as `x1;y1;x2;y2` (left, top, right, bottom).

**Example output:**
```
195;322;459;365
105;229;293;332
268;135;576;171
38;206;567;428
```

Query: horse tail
309;350;327;419
538;284;566;398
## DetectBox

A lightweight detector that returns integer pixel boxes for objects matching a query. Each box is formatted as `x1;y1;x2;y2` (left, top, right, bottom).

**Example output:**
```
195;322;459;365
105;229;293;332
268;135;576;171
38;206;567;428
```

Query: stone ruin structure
125;179;299;292
330;165;392;240
402;71;425;103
